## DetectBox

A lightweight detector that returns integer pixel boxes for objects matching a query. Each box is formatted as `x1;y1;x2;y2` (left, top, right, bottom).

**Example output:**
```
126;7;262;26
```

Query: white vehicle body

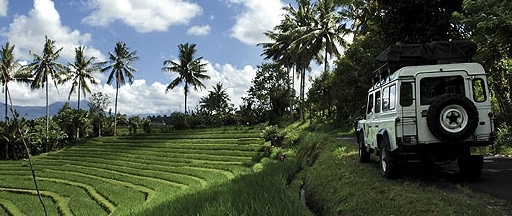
356;62;495;179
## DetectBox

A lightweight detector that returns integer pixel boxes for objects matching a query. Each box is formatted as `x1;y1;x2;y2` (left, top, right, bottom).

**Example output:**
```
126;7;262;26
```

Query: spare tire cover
426;93;479;141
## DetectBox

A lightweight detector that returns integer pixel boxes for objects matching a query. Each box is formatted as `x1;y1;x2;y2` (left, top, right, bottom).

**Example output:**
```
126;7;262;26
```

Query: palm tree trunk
4;83;7;122
324;48;329;73
184;83;188;114
45;76;49;153
4;83;8;159
289;67;294;121
300;67;306;123
114;81;119;136
184;83;189;127
77;81;81;139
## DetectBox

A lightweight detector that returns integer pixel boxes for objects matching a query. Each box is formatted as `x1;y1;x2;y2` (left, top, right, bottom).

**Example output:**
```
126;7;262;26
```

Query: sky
0;0;329;116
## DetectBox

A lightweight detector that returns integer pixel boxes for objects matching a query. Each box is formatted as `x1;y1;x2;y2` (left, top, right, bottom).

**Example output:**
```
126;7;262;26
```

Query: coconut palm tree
312;0;348;73
0;42;32;159
261;0;348;122
66;46;99;111
98;41;139;136
163;43;210;115
200;82;230;115
65;46;100;139
27;36;66;152
0;42;32;121
261;0;316;122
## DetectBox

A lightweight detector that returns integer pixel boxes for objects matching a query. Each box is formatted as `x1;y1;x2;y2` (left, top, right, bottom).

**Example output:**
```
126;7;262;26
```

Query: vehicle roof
370;63;485;91
394;62;485;77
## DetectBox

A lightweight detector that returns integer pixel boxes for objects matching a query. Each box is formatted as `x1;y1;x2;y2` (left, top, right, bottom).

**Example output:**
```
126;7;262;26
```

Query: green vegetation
285;123;512;216
0;128;269;215
139;158;310;216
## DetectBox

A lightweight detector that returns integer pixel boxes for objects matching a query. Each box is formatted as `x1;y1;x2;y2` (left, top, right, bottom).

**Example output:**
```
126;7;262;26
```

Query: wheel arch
377;129;390;151
356;126;364;143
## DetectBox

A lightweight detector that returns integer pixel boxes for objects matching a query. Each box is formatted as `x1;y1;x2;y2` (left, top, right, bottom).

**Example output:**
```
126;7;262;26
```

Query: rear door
416;71;469;143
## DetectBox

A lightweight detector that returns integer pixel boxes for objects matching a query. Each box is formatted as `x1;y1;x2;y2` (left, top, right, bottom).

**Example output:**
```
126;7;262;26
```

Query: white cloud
1;0;103;62
228;0;285;45
8;60;257;116
83;0;202;33
164;61;256;113
187;25;210;36
0;0;7;16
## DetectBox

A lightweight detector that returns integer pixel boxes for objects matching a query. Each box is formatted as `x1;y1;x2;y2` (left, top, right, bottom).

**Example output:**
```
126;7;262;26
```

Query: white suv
356;41;495;180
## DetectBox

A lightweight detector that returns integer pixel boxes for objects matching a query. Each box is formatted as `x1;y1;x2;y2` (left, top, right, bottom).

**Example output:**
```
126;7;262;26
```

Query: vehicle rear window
420;76;465;105
472;78;487;102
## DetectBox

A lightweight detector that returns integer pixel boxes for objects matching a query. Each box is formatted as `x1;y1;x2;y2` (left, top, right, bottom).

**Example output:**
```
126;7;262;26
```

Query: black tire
359;135;370;163
427;93;479;141
458;148;484;181
380;145;399;179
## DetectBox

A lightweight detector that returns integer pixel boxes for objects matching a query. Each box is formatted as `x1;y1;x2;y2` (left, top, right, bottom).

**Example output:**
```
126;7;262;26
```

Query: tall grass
138;159;312;216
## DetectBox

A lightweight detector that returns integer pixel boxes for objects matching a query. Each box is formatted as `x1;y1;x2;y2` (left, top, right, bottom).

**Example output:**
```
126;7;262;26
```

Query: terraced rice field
0;127;264;215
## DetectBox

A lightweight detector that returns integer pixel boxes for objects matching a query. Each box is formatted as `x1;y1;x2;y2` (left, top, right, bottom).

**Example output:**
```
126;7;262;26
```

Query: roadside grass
0;128;265;215
298;132;512;216
138;158;312;216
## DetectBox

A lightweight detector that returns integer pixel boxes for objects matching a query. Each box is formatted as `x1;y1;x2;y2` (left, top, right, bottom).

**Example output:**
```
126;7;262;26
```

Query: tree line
0;33;298;159
259;0;511;150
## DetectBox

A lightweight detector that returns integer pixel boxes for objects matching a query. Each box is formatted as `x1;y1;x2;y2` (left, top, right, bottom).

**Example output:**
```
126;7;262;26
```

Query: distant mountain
0;101;89;119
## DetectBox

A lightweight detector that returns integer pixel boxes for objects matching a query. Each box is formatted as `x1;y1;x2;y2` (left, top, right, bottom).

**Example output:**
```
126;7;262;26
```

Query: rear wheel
380;145;399;179
458;149;484;181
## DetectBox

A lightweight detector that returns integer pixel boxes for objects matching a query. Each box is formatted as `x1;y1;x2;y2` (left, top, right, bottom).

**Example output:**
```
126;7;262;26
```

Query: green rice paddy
0;127;265;215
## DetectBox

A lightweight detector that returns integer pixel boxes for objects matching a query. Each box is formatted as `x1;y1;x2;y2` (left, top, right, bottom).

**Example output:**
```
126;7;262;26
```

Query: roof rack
373;40;477;83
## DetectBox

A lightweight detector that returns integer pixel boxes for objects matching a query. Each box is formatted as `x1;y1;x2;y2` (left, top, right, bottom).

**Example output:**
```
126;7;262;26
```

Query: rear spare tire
426;93;479;141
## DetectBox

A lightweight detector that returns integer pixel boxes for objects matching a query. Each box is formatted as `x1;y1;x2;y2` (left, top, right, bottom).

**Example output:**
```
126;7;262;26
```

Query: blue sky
0;0;327;116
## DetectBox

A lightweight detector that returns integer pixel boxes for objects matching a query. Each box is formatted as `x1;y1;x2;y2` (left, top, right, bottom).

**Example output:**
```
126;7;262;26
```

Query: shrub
261;125;285;146
496;123;512;155
142;120;152;133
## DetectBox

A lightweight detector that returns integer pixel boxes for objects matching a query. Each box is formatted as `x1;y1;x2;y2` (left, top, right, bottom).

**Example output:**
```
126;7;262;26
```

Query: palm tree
66;46;99;110
313;0;348;73
98;42;139;136
261;0;348;122
0;42;32;159
163;43;210;115
28;36;66;152
200;82;230;115
66;46;100;139
0;42;32;121
261;0;316;122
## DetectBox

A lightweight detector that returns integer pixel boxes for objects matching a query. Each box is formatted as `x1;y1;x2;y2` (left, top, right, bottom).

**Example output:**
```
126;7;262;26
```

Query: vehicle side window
472;78;487;102
400;83;413;107
382;84;397;111
375;90;381;113
389;85;396;110
367;94;374;114
382;86;390;111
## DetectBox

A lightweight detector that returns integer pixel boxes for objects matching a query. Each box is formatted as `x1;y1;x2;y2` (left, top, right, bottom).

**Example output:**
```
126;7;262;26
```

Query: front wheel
359;135;370;163
380;146;400;179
